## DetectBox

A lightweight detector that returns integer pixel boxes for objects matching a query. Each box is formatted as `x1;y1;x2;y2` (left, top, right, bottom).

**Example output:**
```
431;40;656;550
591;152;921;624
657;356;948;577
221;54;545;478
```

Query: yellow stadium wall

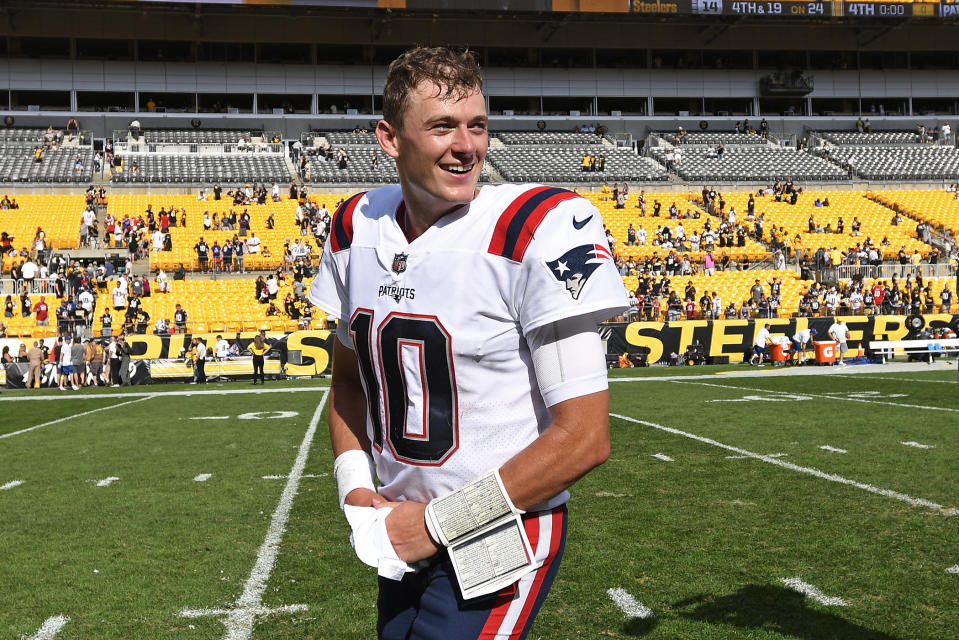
610;314;959;364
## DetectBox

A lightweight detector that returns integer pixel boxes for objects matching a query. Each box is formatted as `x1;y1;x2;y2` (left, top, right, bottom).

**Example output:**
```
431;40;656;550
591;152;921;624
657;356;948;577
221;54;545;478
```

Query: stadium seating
650;146;847;183
868;189;959;238
621;268;806;318
110;155;291;185
0;194;86;269
819;131;921;146
659;131;768;146
106;194;325;272
487;147;667;183
825;146;959;181
0;145;96;183
493;132;607;146
91;277;327;336
325;131;378;146
708;190;934;259
0;278;327;339
583;192;769;264
141;129;260;145
307;150;400;184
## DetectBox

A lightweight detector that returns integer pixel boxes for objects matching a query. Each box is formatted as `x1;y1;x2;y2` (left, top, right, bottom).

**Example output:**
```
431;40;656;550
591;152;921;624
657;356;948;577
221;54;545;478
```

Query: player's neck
399;187;480;242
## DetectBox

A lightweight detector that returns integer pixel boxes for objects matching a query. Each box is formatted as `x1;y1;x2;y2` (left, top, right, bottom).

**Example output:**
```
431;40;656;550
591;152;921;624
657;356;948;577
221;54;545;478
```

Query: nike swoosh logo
572;215;593;230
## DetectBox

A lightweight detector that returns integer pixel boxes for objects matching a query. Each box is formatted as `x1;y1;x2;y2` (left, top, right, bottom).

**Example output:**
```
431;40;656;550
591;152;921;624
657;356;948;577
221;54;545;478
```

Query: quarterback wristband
333;449;376;508
424;469;523;547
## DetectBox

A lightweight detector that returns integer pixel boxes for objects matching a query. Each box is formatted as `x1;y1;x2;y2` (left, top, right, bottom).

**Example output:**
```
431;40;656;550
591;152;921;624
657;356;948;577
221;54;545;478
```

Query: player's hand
344;487;387;508
379;500;440;563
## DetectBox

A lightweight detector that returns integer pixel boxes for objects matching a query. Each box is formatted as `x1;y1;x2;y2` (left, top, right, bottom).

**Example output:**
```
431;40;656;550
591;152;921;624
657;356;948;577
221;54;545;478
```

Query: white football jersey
310;184;628;508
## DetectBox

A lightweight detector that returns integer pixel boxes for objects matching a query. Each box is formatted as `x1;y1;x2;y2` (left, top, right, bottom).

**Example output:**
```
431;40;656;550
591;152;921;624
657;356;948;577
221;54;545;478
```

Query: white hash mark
95;477;119;487
25;614;70;639
652;454;674;462
607;587;654;619
1;480;25;490
901;441;935;449
780;577;849;606
819;445;847;454
194;474;213;482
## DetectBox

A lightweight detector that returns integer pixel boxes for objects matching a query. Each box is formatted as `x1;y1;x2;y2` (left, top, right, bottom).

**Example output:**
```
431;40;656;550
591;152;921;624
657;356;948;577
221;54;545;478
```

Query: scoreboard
88;0;959;17
631;0;955;16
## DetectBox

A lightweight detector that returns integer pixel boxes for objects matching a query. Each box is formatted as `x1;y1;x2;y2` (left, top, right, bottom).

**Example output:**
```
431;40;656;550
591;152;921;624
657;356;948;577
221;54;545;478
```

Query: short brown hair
382;47;483;129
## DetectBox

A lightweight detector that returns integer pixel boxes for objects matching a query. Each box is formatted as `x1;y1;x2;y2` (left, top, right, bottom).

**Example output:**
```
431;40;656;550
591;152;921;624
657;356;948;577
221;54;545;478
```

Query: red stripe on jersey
478;508;564;639
329;192;366;253
509;509;564;635
488;187;581;262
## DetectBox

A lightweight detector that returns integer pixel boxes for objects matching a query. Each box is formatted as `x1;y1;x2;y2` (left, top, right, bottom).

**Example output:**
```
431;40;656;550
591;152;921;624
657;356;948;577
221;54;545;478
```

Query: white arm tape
333;449;376;508
424;469;521;547
527;316;608;407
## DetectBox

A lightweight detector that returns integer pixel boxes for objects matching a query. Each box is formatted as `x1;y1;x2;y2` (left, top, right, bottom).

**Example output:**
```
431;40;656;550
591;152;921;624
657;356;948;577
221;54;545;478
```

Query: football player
310;46;628;639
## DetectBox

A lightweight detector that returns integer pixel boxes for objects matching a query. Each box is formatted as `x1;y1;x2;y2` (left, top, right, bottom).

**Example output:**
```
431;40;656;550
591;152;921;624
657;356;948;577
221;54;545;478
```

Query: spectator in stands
128;119;142;139
174;303;187;333
194;237;210;272
246;232;261;256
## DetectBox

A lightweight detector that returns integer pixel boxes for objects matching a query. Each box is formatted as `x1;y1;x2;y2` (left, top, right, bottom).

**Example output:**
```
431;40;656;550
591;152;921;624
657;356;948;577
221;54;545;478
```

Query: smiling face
377;81;488;224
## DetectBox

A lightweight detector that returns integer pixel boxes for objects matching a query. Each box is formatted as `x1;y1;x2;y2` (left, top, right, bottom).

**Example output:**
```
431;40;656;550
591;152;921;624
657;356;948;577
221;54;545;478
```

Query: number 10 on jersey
349;309;459;466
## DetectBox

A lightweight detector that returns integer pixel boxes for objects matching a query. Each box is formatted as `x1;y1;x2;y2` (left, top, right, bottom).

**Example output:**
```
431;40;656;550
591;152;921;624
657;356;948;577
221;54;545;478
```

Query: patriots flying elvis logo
546;243;612;300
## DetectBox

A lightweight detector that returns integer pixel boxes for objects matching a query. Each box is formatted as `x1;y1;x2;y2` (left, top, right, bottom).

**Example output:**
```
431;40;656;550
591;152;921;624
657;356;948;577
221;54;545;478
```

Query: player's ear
376;120;400;159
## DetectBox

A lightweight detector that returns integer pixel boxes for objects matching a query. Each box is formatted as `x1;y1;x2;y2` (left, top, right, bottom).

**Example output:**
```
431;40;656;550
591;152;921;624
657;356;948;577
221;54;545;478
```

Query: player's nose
450;125;476;156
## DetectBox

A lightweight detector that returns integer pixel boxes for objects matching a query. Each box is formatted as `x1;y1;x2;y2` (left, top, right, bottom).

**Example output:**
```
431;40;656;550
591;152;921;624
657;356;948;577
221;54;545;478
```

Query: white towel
342;505;415;581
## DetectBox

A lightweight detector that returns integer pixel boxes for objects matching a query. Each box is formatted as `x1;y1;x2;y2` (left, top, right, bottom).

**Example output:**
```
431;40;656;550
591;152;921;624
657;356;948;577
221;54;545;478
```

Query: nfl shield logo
391;252;408;274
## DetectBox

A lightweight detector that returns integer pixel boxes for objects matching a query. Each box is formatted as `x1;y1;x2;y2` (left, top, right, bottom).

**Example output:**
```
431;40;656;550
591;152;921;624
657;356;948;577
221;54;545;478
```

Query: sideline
0;385;327;402
611;413;957;517
0;396;153;440
609;360;955;383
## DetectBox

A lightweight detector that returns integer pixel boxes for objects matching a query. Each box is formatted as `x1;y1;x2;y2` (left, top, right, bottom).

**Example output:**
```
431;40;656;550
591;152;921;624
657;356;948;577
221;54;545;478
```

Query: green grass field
1;364;957;639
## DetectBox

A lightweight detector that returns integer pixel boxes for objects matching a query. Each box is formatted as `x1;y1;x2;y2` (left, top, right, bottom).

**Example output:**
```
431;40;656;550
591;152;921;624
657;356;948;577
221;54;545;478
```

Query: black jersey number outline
349;309;458;466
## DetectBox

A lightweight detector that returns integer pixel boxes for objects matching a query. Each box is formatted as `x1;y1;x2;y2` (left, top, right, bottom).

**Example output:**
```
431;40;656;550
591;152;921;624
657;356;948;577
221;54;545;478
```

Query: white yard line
0;396;152;441
1;479;25;490
607;587;655;619
834;374;957;385
819;445;847;454
671;379;959;414
179;390;329;640
780;577;849;606
727;453;787;459
95;476;120;487
0;386;327;402
611;413;957;517
609;361;954;384
652;453;674;462
901;441;935;449
180;604;308;618
261;473;328;480
194;474;213;482
25;615;70;639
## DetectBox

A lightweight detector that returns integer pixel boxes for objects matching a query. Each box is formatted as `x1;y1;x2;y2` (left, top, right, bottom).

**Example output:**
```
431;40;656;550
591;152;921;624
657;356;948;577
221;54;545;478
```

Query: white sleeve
309;245;348;320
527;314;608;407
515;197;629;335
